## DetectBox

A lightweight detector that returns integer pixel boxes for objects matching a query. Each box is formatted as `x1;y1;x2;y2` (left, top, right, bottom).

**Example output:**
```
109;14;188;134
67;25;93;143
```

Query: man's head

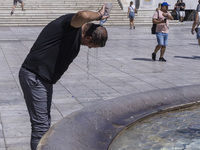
81;23;108;48
181;0;183;3
161;2;170;12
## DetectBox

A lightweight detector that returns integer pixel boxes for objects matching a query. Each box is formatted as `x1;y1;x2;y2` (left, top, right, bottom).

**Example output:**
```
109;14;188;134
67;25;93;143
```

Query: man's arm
70;5;109;28
152;18;165;24
163;13;174;20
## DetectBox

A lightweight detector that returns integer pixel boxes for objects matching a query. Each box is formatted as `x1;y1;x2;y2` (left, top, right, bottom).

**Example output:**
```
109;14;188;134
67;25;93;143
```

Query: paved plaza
0;22;200;150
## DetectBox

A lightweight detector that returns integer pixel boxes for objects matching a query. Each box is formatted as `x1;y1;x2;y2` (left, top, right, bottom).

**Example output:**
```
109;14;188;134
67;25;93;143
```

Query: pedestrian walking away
11;0;25;15
18;5;109;150
191;0;200;46
179;0;186;22
151;2;174;62
127;1;137;29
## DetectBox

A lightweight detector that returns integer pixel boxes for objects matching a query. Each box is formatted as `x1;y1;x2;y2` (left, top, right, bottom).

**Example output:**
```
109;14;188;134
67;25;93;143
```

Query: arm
70;5;109;28
152;18;166;24
183;3;186;9
127;7;130;16
191;12;198;34
163;13;174;20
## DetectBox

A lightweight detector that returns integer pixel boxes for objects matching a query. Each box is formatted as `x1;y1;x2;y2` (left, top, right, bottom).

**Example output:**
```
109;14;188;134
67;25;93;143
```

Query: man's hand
162;13;168;17
98;4;110;20
70;4;110;28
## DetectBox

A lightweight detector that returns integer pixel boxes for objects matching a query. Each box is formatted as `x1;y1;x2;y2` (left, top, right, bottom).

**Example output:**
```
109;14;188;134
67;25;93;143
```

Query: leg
152;45;161;61
152;32;163;61
154;45;162;54
11;5;16;15
21;1;24;10
129;18;133;29
19;67;53;150
132;19;135;29
176;11;179;20
159;33;168;61
198;39;200;46
160;46;166;58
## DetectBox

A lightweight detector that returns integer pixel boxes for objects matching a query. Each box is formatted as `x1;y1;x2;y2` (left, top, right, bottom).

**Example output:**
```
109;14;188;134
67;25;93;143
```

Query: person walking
127;1;137;29
18;5;109;150
151;2;174;62
174;0;180;20
191;0;200;46
179;0;186;22
11;0;25;15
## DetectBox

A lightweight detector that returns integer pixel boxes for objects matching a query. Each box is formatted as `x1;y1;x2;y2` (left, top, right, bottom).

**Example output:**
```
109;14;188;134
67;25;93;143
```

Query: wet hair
84;23;108;47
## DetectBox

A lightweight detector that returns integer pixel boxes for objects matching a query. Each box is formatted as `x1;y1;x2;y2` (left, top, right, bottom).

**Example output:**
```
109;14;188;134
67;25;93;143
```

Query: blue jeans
197;28;200;39
156;32;168;46
176;10;180;20
19;67;53;150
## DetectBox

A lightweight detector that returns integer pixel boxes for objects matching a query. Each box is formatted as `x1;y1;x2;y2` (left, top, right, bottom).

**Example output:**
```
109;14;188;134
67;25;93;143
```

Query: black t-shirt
179;3;185;11
22;14;82;84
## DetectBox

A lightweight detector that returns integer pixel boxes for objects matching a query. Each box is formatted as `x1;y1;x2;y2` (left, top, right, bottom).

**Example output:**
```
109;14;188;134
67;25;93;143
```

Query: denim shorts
156;32;168;46
129;12;135;19
13;0;22;5
197;28;200;39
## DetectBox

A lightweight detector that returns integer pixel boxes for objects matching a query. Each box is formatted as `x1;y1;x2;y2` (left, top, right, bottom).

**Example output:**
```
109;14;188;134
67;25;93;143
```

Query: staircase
0;0;129;26
0;0;179;26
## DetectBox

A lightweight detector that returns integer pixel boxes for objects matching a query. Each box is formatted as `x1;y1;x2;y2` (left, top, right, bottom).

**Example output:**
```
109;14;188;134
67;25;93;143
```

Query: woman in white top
127;1;137;29
191;1;200;46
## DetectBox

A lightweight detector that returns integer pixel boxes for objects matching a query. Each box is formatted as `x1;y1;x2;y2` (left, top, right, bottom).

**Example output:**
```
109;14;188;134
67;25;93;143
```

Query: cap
161;2;170;7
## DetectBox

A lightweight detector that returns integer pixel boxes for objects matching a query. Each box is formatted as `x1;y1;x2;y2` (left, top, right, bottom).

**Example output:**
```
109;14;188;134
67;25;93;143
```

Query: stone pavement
0;22;200;150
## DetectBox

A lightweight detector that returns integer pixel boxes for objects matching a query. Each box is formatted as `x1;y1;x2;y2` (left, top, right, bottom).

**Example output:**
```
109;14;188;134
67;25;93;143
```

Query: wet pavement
0;22;200;150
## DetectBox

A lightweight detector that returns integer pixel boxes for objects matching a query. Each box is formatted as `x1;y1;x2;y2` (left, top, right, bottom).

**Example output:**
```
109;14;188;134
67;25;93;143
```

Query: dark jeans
19;67;53;150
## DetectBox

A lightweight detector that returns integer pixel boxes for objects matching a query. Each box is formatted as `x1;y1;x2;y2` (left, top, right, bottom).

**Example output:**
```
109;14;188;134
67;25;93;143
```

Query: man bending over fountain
18;5;108;150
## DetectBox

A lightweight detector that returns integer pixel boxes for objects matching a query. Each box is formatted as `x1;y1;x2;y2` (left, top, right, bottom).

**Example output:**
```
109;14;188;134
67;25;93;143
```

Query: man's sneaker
159;57;166;62
11;11;14;15
152;53;156;61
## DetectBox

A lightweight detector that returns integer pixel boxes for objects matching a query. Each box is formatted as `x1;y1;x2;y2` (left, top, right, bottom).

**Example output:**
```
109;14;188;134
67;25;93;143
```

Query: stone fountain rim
37;84;200;150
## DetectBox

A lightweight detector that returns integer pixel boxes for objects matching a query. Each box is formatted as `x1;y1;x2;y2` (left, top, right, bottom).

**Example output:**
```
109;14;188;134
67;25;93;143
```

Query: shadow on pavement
174;56;200;60
132;58;153;61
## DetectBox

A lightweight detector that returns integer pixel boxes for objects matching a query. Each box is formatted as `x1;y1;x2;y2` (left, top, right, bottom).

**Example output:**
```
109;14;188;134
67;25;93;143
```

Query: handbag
151;10;159;34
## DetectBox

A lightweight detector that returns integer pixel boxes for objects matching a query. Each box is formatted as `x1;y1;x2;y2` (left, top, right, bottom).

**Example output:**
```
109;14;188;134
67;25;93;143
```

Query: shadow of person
174;56;200;60
132;58;153;61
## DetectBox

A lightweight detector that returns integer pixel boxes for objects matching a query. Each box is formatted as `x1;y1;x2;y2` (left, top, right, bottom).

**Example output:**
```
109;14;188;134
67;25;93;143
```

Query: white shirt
129;5;135;13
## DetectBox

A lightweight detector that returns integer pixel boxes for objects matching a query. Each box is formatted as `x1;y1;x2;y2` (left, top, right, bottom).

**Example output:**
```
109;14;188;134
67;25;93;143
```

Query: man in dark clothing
18;5;108;150
179;0;186;22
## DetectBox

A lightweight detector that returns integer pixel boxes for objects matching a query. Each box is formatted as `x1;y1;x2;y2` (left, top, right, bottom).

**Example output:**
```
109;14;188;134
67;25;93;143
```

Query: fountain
37;84;200;150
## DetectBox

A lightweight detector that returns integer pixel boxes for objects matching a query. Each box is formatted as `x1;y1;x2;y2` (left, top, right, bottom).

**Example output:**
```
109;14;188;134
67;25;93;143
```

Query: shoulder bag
151;10;159;34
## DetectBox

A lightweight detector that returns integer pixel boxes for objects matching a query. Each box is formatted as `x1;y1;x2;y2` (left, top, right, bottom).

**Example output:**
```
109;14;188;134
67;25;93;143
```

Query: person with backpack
151;2;173;62
127;1;137;29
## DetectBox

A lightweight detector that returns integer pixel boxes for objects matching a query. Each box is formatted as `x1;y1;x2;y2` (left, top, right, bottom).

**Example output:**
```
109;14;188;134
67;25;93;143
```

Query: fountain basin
37;84;200;150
